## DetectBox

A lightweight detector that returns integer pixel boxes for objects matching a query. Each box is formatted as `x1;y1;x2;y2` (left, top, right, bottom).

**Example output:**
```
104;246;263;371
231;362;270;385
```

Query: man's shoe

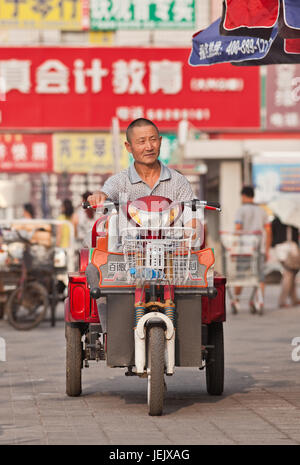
249;300;256;314
231;300;240;314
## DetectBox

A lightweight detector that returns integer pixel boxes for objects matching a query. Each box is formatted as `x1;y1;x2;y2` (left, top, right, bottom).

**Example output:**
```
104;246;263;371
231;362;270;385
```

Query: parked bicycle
0;226;66;330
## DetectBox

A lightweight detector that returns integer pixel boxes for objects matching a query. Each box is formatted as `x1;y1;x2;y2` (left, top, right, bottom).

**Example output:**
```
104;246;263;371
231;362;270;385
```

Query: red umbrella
220;0;300;39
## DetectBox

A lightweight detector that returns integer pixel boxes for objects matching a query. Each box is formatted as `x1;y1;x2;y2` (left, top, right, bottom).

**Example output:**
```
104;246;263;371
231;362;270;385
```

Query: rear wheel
147;325;165;416
206;322;224;396
5;281;48;330
66;323;83;397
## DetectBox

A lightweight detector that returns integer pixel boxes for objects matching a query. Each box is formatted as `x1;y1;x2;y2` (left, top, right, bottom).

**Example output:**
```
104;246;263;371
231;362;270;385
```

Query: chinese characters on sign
53;133;129;173
196;37;274;62
0;56;184;95
90;0;195;30
0;132;133;174
0;134;52;172
0;47;260;130
266;64;300;130
0;59;31;93
0;0;88;30
189;18;277;67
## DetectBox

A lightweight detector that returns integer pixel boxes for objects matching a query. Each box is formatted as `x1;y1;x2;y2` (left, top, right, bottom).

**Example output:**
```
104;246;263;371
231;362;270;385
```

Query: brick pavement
1;284;300;445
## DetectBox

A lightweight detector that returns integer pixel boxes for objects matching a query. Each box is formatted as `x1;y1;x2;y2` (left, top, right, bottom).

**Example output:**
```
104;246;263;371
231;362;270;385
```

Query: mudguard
135;312;175;375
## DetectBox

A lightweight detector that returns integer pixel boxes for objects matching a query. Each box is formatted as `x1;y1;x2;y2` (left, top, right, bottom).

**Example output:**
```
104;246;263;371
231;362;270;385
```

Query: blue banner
189;18;277;66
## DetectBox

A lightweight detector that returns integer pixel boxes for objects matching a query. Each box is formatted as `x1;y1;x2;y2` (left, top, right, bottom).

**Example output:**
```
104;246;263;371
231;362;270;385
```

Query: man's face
125;124;162;166
241;194;253;203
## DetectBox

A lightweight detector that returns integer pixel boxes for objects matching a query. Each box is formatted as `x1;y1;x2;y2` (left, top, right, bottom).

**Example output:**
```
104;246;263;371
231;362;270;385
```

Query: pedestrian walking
272;215;300;308
72;191;95;248
23;203;35;219
13;203;52;247
56;199;76;248
233;185;272;313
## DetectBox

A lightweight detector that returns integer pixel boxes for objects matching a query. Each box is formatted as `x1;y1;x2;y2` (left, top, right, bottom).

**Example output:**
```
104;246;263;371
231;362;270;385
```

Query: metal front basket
122;227;194;285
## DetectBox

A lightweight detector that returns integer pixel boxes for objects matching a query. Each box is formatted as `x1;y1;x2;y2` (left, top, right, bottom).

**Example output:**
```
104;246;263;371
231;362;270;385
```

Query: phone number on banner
225;38;272;56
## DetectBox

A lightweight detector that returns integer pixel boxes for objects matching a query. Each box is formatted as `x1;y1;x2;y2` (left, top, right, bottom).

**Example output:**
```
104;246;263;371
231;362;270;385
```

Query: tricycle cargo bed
65;273;226;325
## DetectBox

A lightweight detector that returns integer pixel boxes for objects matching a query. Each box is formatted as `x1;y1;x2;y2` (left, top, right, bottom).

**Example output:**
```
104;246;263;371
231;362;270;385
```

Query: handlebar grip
206;201;221;209
82;199;119;210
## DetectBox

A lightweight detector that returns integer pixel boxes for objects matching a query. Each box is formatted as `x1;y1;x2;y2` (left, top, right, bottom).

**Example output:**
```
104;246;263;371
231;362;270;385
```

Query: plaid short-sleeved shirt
101;161;194;202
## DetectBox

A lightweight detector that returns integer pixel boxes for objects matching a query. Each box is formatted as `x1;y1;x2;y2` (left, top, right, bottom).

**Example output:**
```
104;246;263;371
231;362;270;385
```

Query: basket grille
122;227;193;285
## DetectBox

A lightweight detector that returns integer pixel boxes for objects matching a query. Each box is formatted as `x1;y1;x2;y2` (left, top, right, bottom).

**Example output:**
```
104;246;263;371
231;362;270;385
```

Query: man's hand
87;191;108;207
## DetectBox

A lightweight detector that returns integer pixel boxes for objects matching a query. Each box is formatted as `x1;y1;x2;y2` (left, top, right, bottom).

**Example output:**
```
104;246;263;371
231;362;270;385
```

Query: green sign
90;0;195;30
160;133;178;165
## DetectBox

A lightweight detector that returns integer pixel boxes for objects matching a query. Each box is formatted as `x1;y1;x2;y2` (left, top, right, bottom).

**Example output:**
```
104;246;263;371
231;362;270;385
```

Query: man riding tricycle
64;119;226;416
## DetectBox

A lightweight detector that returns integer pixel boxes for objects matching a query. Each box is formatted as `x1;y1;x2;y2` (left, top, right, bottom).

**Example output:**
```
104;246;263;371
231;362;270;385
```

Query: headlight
128;204;142;226
162;204;182;227
128;203;182;228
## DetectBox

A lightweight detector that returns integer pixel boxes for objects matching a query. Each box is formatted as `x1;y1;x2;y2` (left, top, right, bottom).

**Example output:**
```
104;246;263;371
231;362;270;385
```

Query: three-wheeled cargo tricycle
65;195;226;415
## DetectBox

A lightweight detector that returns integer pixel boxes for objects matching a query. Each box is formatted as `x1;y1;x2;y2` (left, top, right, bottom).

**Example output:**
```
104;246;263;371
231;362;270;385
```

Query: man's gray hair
126;118;160;143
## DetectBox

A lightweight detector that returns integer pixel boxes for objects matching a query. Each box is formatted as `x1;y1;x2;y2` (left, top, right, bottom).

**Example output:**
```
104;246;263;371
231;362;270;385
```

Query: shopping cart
220;231;264;314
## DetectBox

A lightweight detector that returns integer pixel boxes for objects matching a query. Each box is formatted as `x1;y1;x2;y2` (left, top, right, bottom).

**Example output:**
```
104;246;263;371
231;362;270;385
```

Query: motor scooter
65;196;226;416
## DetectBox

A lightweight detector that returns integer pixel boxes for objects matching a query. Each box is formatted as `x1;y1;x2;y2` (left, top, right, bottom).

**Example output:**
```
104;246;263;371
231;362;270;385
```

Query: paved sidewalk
0;284;300;445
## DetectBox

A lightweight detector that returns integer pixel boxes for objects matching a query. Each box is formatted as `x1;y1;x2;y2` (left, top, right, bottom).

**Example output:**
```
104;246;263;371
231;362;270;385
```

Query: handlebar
184;200;221;212
83;199;221;212
82;200;118;210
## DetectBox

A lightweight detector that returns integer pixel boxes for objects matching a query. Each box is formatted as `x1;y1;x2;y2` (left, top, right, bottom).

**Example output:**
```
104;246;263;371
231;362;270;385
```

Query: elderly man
87;118;199;335
88;118;194;205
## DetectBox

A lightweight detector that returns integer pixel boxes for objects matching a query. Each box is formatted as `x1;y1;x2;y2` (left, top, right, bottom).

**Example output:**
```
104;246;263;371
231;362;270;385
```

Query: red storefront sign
0;134;52;172
265;64;300;130
0;47;260;130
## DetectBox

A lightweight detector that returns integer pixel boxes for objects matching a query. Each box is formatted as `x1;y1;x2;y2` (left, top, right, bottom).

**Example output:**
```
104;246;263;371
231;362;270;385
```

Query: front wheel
5;281;48;330
66;324;83;397
205;322;224;396
147;325;165;416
